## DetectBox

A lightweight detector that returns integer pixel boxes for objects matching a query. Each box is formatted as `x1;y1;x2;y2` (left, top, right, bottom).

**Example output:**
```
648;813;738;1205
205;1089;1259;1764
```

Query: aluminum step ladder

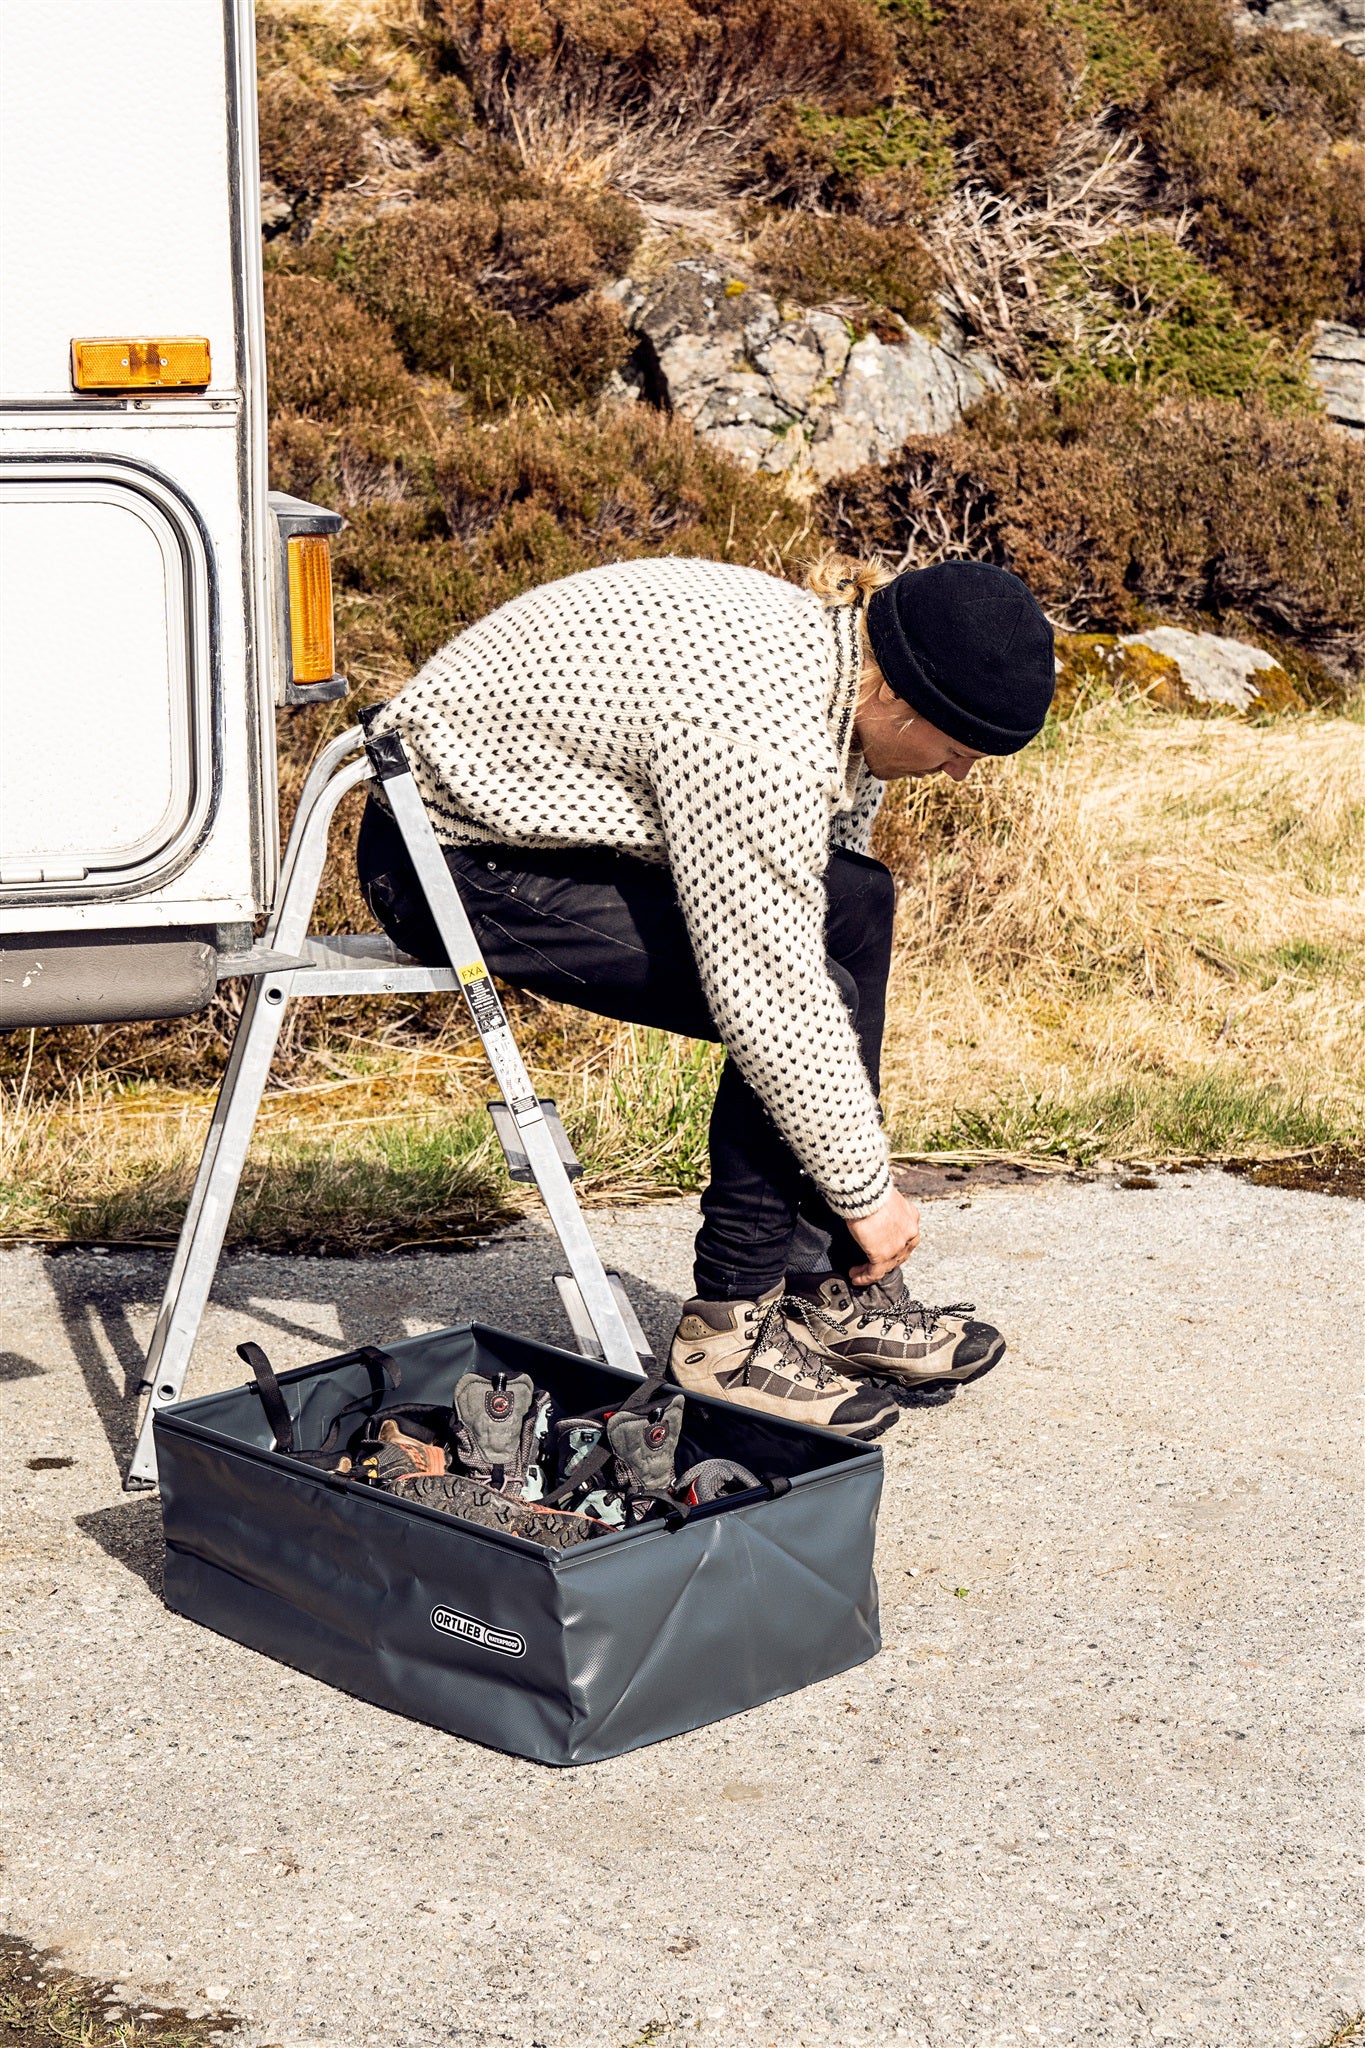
125;722;650;1489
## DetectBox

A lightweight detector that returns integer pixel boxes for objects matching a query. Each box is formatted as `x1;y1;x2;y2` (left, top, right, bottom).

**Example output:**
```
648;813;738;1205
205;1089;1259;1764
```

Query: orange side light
287;534;338;685
71;337;211;391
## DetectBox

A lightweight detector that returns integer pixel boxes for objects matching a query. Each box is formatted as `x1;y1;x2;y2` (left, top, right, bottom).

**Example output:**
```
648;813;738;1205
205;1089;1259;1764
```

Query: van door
0;459;215;898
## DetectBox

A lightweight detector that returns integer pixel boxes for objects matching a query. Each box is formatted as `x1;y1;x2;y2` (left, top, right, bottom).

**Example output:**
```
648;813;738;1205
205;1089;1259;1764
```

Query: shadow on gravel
77;1498;165;1597
0;1932;251;2045
0;1351;45;1381
44;1254;150;1466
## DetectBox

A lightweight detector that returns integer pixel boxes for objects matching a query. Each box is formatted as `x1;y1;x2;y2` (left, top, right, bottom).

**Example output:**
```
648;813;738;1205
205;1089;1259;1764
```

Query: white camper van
0;1;343;1030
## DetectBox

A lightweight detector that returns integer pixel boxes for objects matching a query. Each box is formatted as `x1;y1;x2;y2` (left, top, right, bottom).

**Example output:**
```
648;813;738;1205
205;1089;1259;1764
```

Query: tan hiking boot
667;1284;901;1439
785;1269;1006;1396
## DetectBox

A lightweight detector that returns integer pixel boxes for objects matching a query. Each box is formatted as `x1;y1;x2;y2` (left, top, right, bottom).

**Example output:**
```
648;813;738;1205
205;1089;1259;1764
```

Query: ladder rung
488;1098;582;1183
554;1273;656;1368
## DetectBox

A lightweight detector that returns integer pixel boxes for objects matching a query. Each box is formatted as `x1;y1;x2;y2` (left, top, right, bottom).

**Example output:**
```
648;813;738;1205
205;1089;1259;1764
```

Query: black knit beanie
865;562;1055;755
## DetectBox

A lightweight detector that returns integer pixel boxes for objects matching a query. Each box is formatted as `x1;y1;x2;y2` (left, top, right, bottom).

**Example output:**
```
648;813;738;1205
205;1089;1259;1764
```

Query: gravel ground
0;1171;1360;2048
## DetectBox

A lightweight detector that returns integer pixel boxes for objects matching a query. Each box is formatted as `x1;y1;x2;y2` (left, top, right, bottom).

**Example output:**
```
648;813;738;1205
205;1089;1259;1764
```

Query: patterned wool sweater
372;556;891;1219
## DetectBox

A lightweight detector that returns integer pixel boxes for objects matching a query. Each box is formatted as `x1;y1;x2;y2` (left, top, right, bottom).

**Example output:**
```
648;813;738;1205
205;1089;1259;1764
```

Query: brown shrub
432;0;895;205
750;210;938;323
443;0;895;112
1139;0;1235;92
818;388;1365;676
1152;86;1365;332
339;190;635;407
1230;27;1365;144
263;274;421;428
257;73;368;209
892;0;1077;192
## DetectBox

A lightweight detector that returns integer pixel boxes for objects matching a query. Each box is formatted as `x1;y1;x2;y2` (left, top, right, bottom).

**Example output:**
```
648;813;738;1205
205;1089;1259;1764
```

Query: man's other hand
846;1188;921;1284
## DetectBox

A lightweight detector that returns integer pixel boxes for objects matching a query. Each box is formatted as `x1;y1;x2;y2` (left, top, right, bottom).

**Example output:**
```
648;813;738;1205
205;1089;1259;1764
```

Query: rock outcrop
1309;323;1365;432
1119;627;1292;710
612;260;1003;485
1233;0;1365;56
1055;629;1301;714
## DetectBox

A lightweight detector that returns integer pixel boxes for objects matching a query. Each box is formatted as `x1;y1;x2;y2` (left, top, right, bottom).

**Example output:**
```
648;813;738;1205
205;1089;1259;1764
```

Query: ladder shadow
46;1243;687;1474
45;1253;157;1466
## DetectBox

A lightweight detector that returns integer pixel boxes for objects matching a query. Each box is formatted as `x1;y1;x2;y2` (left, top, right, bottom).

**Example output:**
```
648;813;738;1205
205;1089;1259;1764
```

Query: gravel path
0;1171;1359;2048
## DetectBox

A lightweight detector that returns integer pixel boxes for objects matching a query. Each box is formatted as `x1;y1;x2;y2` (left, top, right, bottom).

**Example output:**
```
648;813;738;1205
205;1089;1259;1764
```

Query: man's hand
846;1187;921;1285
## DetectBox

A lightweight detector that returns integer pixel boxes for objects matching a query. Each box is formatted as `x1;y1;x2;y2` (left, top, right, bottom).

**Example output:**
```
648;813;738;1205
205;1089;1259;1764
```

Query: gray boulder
1233;0;1365;55
1309;323;1365;432
1119;627;1286;710
617;259;1003;482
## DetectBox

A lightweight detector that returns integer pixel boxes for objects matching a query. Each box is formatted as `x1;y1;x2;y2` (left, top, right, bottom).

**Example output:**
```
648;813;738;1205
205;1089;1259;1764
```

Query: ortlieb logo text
431;1606;525;1658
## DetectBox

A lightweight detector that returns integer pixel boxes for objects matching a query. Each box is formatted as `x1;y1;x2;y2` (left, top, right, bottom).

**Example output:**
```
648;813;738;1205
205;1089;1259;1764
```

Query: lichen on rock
1054;628;1304;716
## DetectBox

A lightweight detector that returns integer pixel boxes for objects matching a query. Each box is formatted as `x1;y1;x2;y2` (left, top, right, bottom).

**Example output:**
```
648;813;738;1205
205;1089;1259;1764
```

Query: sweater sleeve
648;719;892;1220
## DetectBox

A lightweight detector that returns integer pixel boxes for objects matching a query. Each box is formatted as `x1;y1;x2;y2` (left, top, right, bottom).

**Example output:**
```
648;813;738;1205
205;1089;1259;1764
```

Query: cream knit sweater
372;556;892;1220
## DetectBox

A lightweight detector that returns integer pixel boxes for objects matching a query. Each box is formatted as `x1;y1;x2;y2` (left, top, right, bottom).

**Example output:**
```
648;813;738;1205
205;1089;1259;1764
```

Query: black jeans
356;796;895;1301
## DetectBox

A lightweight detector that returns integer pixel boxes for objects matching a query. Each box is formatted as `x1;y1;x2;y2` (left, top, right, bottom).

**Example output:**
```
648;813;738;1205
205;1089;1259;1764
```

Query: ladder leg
366;728;646;1379
125;974;294;1488
127;737;375;1486
137;981;272;1391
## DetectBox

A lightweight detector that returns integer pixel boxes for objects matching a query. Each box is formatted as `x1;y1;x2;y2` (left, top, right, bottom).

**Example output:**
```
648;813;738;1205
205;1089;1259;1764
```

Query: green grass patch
909;1071;1355;1166
1035;231;1319;412
1270;937;1348;976
788;98;957;200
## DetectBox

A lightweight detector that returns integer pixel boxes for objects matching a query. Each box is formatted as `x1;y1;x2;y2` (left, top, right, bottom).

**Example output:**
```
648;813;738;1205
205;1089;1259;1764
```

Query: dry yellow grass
1;702;1360;1247
877;701;1365;1156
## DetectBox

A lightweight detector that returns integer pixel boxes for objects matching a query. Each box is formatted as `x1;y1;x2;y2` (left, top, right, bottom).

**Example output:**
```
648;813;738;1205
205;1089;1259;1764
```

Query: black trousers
356;797;895;1301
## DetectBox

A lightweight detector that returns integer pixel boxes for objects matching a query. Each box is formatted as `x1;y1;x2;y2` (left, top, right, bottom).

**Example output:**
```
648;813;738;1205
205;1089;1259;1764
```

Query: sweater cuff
820;1159;894;1222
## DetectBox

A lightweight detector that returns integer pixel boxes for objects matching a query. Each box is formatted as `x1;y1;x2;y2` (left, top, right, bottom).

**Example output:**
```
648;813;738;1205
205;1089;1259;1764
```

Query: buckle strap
540;1370;673;1508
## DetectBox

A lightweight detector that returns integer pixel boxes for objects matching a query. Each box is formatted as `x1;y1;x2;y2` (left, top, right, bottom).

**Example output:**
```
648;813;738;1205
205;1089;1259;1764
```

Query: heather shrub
818;389;1365;676
750;209;939;323
1152;85;1365;332
1137;0;1235;92
891;0;1078;190
262;274;422;428
257;72;368;213
433;0;895;204
442;0;895;110
1034;230;1319;409
431;406;811;579
337;188;635;408
1230;27;1365;144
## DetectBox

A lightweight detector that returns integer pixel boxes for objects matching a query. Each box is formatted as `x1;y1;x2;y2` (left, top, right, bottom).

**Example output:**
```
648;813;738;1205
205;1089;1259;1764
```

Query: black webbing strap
237;1342;402;1463
237;1342;294;1453
540;1372;674;1510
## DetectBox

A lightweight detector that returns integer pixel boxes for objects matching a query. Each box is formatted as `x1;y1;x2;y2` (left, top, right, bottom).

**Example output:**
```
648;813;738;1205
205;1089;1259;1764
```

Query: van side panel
0;9;238;402
0;1;275;956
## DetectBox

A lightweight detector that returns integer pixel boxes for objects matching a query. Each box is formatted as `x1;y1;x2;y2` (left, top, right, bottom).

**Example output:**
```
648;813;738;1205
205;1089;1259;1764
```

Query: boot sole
669;1369;903;1440
842;1340;1007;1398
898;1347;1006;1396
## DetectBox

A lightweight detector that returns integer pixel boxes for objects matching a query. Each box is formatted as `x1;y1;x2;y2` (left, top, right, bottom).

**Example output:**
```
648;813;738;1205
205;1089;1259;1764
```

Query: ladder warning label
459;969;506;1036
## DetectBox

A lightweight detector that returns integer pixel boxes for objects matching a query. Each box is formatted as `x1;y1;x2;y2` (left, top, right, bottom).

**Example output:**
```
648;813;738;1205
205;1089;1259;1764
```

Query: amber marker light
286;533;337;686
71;337;211;391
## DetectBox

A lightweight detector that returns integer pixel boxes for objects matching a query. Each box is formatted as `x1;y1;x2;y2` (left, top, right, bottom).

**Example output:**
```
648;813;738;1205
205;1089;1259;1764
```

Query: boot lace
856;1285;975;1339
743;1294;839;1389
